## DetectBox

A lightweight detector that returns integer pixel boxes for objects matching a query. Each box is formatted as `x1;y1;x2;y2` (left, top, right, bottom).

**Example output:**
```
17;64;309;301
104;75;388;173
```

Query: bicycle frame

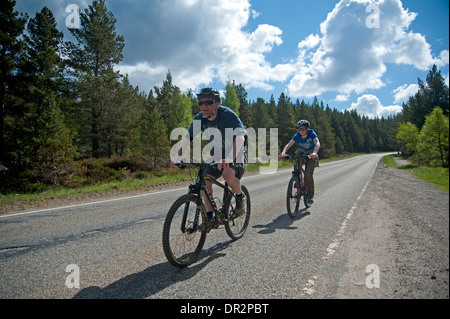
294;160;306;189
163;162;251;268
185;163;235;224
285;153;312;216
287;154;309;189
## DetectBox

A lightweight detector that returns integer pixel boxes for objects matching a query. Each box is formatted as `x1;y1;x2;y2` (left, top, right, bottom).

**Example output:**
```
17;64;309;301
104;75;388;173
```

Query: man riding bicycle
280;120;320;205
171;87;248;222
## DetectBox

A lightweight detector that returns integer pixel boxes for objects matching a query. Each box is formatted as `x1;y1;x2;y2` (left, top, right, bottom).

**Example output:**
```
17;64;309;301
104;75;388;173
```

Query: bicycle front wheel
162;194;207;268
286;176;301;218
224;185;251;240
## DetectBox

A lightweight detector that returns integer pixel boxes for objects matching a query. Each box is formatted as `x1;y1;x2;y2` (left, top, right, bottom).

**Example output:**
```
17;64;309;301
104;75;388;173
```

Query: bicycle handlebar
284;154;311;160
176;161;219;169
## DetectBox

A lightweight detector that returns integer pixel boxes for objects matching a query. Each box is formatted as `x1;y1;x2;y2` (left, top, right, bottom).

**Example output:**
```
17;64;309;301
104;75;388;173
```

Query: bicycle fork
180;200;203;234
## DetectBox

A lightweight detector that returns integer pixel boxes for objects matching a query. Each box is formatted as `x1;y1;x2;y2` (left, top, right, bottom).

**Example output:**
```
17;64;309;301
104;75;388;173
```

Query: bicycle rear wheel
286;176;301;218
303;186;312;208
224;186;251;240
162;194;207;268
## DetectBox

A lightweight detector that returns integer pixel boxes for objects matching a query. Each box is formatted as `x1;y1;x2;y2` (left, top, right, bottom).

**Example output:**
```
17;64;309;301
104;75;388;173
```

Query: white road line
0;157;371;220
300;157;379;296
0;187;187;219
0;171;278;220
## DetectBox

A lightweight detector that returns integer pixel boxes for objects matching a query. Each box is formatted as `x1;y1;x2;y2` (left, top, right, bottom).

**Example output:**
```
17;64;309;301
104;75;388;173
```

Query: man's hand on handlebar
217;158;233;171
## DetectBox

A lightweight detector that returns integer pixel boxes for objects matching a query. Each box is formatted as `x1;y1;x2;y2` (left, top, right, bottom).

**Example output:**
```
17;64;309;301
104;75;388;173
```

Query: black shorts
204;162;246;180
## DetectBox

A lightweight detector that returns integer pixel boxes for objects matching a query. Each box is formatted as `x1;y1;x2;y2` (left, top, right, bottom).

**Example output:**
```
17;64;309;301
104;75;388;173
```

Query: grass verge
383;154;449;192
0;153;363;206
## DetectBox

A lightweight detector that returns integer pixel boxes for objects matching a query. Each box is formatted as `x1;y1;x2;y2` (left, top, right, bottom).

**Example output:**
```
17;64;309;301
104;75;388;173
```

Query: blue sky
16;0;449;118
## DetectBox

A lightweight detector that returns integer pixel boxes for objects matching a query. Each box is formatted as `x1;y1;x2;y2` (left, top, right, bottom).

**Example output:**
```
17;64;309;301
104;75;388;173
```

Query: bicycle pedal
206;220;220;232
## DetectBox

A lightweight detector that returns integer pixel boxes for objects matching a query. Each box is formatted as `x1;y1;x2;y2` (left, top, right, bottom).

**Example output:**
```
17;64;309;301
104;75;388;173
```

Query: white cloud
437;50;450;68
298;34;321;50
112;0;293;92
17;0;448;108
349;94;403;119
288;0;448;98
250;24;283;53
335;94;349;102
385;32;437;70
392;83;419;104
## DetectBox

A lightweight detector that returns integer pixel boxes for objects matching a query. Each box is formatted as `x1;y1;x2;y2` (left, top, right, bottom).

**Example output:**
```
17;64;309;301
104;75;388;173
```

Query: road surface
1;153;448;301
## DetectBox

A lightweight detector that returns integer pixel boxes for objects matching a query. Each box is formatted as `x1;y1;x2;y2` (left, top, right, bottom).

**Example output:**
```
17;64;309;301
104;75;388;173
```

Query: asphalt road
1;152;445;300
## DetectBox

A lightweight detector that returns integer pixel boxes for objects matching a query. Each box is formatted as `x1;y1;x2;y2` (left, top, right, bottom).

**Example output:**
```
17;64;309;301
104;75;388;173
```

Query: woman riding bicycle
280;120;320;205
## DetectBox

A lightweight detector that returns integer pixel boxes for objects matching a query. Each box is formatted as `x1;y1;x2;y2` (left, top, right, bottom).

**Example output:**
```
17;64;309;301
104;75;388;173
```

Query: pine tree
426;65;449;117
35;97;78;186
276;92;296;151
103;76;143;157
312;104;335;158
223;80;240;115
252;98;270;129
23;7;63;93
154;71;177;126
0;0;27;164
403;65;449;129
66;0;124;77
19;7;68;163
153;71;193;134
65;0;125;157
235;83;253;128
142;107;170;169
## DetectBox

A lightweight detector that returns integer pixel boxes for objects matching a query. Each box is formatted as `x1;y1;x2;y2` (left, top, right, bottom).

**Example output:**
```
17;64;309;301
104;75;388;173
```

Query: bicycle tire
162;194;207;268
286;176;301;218
303;187;311;208
224;185;251;240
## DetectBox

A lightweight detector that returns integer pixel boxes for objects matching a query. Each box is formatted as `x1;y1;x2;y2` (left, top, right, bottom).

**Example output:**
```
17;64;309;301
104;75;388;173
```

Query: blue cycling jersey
292;129;318;153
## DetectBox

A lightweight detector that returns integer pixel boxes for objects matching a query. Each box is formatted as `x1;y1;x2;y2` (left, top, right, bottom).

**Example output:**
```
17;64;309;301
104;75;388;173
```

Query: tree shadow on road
73;240;233;299
252;209;310;235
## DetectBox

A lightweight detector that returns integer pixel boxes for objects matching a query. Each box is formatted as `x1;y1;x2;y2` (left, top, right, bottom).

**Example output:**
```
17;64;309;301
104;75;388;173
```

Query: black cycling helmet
296;119;310;128
197;87;221;103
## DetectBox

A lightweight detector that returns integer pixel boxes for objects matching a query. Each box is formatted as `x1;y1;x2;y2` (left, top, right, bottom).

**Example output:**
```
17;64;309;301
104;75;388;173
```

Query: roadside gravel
314;161;449;299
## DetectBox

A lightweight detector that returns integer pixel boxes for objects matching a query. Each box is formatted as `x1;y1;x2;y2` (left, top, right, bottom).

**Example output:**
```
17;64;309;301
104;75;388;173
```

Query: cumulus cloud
110;0;293;92
335;94;349;102
392;83;419;104
16;0;448;116
349;94;403;119
288;0;449;98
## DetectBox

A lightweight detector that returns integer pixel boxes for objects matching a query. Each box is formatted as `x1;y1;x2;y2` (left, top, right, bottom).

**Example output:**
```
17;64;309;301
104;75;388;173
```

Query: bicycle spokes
163;162;251;268
224;186;250;240
286;177;301;218
163;195;207;268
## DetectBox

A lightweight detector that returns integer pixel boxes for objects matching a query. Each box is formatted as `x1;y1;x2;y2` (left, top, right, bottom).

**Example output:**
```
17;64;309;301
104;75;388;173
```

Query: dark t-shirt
188;105;247;162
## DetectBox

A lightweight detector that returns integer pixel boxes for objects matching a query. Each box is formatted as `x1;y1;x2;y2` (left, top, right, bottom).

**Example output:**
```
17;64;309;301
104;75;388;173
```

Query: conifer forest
1;0;448;194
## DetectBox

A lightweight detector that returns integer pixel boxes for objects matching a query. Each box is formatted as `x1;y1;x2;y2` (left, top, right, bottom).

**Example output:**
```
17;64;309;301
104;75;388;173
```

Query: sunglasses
199;100;215;106
298;127;307;131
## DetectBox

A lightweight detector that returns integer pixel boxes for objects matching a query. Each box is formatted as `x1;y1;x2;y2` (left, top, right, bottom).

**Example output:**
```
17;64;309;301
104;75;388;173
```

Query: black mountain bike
285;154;312;218
162;162;251;268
